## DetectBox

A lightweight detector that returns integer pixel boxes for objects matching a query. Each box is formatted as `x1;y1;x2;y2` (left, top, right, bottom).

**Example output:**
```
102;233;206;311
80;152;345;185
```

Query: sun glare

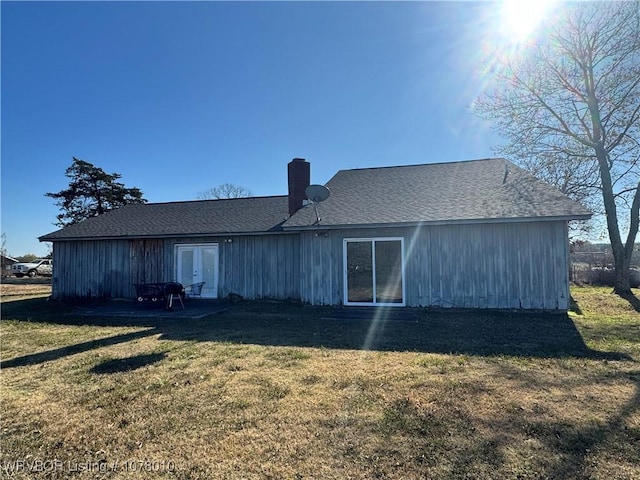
500;0;554;43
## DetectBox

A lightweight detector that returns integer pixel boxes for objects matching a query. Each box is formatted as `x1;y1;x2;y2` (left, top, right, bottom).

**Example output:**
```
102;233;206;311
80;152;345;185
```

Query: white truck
11;259;53;278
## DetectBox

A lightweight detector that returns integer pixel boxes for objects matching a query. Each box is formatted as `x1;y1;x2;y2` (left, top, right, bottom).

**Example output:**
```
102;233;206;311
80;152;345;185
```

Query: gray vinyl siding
299;221;571;310
51;234;299;301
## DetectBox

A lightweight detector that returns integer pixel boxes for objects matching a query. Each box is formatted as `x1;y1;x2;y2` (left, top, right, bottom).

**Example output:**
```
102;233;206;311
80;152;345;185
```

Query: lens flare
500;0;554;43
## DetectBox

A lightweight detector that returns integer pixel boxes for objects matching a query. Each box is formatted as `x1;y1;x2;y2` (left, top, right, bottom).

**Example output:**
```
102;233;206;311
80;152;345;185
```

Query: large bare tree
475;2;640;295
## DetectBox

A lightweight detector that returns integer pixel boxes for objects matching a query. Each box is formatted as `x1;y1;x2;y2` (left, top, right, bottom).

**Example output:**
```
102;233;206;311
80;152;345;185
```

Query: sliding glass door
344;238;405;306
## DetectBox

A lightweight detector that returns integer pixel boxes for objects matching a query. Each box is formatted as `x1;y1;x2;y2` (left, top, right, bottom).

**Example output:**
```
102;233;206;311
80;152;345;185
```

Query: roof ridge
337;157;506;173
142;194;288;207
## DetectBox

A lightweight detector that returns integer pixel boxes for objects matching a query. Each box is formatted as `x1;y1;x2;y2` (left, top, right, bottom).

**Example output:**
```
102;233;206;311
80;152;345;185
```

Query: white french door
176;244;219;298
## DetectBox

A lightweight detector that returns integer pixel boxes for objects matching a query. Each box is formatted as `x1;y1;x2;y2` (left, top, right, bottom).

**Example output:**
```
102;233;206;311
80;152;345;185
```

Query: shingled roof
40;196;290;241
283;158;591;228
40;158;591;242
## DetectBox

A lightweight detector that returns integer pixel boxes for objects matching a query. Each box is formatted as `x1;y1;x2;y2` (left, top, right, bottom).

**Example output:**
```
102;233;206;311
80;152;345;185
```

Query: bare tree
1;233;7;257
197;183;252;200
475;2;640;296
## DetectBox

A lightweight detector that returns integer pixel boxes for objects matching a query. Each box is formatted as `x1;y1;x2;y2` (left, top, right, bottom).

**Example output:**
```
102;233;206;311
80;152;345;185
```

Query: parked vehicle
11;259;53;278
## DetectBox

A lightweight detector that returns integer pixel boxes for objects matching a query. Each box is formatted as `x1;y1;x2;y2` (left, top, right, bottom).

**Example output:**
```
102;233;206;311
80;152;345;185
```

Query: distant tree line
570;241;640;287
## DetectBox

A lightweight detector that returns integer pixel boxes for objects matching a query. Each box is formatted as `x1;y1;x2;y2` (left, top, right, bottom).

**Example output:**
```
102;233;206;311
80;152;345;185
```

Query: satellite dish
304;184;330;225
305;184;330;203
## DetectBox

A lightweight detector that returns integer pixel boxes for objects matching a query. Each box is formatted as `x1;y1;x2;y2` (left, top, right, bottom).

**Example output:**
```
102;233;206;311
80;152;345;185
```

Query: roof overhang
38;229;294;243
40;214;592;241
282;214;593;232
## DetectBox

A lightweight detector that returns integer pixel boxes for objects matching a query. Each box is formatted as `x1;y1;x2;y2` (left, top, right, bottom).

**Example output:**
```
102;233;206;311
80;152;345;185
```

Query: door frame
175;243;219;299
342;237;406;307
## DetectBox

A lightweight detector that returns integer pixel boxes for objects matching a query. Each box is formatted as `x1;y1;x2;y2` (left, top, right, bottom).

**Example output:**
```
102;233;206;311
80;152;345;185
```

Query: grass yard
1;286;639;479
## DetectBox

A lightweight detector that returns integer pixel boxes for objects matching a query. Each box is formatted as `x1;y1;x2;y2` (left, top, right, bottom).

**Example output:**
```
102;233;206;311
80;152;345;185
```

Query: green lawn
1;287;638;479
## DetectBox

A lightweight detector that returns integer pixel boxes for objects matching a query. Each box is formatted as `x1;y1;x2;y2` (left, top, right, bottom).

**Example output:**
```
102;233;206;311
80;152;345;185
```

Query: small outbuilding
40;158;591;310
1;254;19;277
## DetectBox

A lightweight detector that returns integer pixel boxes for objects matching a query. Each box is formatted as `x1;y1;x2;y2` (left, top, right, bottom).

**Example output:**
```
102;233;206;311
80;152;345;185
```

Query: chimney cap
291;157;307;162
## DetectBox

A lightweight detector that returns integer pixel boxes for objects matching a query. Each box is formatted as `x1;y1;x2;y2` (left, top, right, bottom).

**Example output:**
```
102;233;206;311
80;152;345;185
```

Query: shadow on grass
152;309;622;359
90;352;166;374
1;297;633;370
3;297;637;479
0;329;157;369
544;379;640;479
455;365;640;479
569;295;583;315
620;292;640;313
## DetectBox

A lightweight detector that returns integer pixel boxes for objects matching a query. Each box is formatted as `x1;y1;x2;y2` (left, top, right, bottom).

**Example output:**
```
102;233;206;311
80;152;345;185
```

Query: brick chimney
288;158;310;216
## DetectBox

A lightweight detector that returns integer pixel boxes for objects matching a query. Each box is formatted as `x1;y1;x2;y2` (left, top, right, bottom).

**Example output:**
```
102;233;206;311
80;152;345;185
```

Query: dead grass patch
0;282;52;298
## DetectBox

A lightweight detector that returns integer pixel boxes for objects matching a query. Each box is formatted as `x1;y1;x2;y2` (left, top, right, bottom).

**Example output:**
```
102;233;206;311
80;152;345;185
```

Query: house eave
40;213;592;241
39;229;292;243
282;214;592;231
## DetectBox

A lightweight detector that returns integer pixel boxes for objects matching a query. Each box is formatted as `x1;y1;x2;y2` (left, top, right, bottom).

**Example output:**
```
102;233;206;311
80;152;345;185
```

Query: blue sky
1;1;509;257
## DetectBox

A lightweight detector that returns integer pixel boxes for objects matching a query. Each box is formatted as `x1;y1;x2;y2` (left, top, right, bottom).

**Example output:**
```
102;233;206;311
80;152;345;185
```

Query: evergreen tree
46;157;146;227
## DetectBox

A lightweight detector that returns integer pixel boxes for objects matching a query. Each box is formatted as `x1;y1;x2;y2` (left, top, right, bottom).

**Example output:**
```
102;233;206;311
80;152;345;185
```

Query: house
39;157;591;310
1;254;19;277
